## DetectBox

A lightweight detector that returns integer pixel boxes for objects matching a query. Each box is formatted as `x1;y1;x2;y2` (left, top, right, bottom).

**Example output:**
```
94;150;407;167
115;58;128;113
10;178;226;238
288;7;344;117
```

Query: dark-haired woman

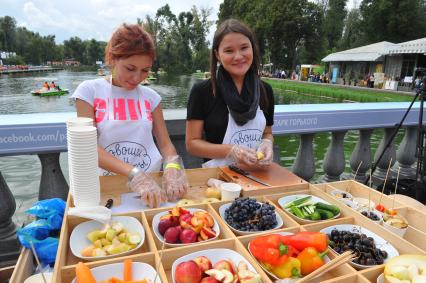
186;19;274;169
72;23;188;208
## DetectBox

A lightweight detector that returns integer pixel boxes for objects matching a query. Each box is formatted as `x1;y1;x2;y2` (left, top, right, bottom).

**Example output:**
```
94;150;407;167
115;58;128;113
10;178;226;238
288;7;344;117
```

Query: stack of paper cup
67;125;100;207
66;117;94;196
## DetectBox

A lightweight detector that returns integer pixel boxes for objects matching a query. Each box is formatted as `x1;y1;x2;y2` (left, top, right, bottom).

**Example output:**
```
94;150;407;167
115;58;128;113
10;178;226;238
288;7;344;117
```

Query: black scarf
216;65;260;126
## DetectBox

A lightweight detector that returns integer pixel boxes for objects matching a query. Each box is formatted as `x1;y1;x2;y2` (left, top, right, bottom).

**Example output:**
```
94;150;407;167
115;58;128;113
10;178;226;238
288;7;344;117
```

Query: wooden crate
9;249;34;283
44;175;426;282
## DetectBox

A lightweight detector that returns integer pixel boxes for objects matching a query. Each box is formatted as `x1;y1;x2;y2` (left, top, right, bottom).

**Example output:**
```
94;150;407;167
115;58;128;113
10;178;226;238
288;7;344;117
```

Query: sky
1;0;359;45
0;0;223;44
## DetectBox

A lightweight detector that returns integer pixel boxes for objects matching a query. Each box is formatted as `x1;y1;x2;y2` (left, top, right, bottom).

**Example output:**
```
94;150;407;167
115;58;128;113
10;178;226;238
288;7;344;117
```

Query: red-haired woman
72;23;188;208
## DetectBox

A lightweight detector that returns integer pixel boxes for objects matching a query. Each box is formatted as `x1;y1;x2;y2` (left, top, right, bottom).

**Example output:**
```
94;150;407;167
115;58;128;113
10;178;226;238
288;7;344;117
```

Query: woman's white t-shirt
72;78;163;175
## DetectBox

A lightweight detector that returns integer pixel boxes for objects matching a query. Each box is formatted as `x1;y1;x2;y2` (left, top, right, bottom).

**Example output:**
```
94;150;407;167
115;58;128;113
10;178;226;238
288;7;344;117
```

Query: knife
228;165;271;187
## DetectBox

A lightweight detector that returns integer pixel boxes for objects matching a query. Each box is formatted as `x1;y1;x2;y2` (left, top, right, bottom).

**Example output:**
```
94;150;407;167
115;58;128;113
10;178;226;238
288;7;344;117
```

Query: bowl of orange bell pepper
248;231;329;280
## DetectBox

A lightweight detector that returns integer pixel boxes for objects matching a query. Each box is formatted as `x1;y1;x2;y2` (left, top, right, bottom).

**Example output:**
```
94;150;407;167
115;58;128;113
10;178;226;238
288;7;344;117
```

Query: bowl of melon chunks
70;216;145;260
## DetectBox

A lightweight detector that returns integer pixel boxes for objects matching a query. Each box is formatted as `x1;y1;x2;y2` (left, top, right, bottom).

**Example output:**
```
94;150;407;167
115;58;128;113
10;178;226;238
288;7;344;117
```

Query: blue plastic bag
17;219;51;240
26;198;66;219
19;237;59;265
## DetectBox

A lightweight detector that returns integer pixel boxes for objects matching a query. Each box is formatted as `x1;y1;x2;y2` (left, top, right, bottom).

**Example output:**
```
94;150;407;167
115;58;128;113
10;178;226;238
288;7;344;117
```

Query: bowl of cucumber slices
278;194;341;224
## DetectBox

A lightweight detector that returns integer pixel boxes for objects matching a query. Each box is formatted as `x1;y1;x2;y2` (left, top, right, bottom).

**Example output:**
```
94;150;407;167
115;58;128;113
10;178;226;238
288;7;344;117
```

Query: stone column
323;131;347;182
349;129;373;182
372;128;397;184
38;153;69;200
0;172;20;267
292;134;315;181
393;126;417;179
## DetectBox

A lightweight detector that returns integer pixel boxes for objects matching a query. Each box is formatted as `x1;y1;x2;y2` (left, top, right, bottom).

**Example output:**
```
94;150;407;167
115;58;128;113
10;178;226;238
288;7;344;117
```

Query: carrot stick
123;259;133;281
75;262;96;283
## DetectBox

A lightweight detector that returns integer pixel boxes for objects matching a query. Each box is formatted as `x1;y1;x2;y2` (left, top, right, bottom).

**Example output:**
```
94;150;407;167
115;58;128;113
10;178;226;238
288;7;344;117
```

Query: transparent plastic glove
162;155;189;202
256;139;273;166
226;144;258;167
129;171;166;208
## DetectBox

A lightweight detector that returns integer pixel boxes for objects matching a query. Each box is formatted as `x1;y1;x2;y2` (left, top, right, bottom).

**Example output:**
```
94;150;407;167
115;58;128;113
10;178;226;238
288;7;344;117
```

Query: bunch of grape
224;197;277;232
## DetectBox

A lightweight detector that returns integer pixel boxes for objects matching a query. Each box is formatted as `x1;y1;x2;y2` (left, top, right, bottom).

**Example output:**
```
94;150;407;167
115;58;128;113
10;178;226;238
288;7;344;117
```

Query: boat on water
31;89;69;97
97;68;106;76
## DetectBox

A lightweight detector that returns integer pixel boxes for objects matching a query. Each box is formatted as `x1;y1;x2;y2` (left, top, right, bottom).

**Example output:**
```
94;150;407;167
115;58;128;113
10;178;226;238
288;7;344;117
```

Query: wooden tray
41;177;425;283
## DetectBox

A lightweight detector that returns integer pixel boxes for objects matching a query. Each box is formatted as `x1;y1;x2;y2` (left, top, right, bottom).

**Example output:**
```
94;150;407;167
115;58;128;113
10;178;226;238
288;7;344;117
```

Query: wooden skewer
392;167;401;210
368;168;372;213
29;241;48;283
347;161;363;194
297;251;355;283
378;158;393;206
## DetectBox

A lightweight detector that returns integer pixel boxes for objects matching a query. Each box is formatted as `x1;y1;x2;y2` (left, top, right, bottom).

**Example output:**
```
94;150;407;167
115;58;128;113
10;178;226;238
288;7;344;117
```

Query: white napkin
68;206;112;223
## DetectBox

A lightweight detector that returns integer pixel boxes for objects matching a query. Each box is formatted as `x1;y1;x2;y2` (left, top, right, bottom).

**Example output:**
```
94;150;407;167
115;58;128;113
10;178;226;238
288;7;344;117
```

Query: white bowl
320;224;399;270
352;197;375;211
171;249;257;283
278;194;341;224
359;209;383;224
69;215;145;261
382;215;408;237
330;189;353;200
340;198;359;210
218;202;283;235
152;208;220;247
24;273;53;283
247;232;330;280
71;262;161;283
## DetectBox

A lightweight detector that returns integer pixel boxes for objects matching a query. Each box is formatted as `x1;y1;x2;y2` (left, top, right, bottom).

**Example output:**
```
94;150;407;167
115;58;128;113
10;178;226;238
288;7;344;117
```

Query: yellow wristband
165;162;182;170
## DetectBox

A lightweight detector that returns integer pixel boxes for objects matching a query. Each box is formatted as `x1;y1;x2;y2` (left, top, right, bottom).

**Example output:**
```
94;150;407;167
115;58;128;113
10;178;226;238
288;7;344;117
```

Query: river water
0;70;394;224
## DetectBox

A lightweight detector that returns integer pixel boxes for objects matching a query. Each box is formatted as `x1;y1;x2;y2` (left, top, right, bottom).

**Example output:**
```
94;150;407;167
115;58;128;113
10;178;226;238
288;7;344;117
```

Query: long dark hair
210;19;268;110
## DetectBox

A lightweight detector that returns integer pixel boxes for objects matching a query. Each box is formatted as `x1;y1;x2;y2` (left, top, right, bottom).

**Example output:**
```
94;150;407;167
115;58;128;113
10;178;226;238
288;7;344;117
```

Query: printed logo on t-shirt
104;141;152;171
93;97;153;123
229;129;263;149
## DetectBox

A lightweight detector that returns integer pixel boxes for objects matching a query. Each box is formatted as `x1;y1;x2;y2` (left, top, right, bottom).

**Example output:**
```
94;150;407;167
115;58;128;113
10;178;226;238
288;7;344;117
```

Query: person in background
43;81;50;91
186;19;275;169
72;23;188;208
50;81;56;90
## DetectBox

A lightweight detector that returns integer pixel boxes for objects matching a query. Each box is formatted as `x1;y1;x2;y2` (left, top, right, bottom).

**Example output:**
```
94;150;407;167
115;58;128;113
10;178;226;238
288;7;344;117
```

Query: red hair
105;23;156;66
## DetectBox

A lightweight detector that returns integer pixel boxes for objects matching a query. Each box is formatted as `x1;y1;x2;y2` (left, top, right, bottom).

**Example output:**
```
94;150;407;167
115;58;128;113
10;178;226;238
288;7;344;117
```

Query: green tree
86;39;104;65
0;16;17;51
63;36;85;62
323;0;347;50
360;0;426;44
190;6;212;72
339;8;365;50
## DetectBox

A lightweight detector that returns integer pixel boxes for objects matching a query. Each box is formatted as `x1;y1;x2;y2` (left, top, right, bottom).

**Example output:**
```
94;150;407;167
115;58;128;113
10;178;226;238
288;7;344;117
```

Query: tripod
364;76;426;203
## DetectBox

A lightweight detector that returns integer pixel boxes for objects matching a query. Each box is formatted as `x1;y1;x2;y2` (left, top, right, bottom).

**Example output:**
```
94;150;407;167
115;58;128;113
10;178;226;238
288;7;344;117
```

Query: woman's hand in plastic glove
256;139;273;166
129;171;166;208
227;144;258;167
162;155;189;201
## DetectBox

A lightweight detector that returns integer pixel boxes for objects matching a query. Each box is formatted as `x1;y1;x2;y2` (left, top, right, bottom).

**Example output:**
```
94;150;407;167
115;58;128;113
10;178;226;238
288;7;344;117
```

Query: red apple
200;277;219;283
180;213;193;229
180;228;197;244
193;256;213;273
175;260;202;283
214;260;236;275
158;218;174;236
200;227;216;239
164;226;181;243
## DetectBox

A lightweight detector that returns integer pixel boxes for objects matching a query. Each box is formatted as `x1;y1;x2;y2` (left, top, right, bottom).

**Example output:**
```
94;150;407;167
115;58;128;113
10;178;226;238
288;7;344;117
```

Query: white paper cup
220;182;242;201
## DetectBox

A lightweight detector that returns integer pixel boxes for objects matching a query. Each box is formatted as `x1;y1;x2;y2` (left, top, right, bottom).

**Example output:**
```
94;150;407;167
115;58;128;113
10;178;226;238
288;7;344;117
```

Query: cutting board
219;163;307;196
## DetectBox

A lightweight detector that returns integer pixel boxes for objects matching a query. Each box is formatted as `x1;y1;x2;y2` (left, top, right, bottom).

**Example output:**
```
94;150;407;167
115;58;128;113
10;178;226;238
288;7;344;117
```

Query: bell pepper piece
297;247;327;276
281;231;328;252
271;257;301;279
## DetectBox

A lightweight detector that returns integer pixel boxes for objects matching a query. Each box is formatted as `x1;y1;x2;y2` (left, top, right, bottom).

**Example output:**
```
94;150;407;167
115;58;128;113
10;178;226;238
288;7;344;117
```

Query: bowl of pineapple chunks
70;215;145;260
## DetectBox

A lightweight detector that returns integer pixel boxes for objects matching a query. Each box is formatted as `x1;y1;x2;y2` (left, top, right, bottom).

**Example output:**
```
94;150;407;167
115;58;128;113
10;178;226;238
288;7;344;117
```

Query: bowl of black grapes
218;197;283;235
